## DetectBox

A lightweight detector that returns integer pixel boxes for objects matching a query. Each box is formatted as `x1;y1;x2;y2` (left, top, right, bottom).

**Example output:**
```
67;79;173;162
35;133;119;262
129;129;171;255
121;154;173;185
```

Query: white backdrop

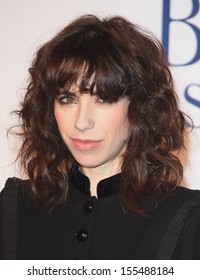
1;0;200;190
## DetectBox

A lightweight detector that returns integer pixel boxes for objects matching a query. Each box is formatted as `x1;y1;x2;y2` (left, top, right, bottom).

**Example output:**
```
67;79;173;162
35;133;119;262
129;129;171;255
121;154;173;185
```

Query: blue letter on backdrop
184;84;200;128
162;0;200;66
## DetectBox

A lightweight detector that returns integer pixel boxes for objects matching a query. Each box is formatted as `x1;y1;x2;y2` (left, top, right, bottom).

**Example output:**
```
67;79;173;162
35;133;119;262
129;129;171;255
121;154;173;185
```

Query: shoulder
173;186;200;200
169;187;200;259
149;186;200;240
158;185;200;222
158;186;200;213
2;177;29;189
0;177;30;204
3;177;29;187
153;186;200;226
0;178;29;260
151;187;200;259
173;186;200;219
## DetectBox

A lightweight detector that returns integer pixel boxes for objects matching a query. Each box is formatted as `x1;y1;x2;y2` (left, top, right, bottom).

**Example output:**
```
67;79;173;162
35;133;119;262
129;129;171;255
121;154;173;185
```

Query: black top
1;169;200;260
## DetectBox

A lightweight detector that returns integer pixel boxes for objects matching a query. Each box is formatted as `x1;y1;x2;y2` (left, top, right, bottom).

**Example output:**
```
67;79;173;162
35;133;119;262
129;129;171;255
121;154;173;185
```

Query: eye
96;98;105;104
95;96;109;105
56;94;76;105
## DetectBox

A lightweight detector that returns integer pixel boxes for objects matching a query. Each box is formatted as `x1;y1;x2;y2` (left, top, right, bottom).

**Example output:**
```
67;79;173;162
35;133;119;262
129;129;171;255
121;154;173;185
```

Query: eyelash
56;95;109;105
57;95;76;105
96;97;108;105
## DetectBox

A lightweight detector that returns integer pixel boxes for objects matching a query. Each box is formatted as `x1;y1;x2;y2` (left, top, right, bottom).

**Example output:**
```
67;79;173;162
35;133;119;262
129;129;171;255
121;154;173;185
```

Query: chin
74;157;104;169
77;162;102;169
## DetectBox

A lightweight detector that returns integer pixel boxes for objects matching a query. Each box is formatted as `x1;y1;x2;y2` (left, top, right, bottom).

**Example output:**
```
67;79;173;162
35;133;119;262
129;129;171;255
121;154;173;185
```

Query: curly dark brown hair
15;15;186;214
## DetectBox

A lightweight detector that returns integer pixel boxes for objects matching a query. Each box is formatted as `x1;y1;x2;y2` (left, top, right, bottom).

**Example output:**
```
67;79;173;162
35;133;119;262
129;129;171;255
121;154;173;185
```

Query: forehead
68;71;96;93
56;57;128;103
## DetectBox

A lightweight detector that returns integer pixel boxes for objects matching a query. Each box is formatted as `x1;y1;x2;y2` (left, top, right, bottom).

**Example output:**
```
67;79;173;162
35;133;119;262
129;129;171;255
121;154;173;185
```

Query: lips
71;138;103;151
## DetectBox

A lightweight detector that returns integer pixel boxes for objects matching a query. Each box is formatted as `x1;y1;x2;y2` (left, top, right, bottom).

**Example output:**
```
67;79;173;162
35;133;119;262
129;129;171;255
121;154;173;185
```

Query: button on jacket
1;169;200;260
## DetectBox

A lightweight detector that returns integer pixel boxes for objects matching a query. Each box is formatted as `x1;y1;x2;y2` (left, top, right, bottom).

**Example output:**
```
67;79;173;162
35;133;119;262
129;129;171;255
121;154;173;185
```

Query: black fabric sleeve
155;194;200;259
0;190;4;259
172;201;200;259
0;178;19;259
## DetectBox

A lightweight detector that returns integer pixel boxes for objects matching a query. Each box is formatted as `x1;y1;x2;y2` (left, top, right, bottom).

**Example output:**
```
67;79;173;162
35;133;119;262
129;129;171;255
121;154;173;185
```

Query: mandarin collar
70;166;121;198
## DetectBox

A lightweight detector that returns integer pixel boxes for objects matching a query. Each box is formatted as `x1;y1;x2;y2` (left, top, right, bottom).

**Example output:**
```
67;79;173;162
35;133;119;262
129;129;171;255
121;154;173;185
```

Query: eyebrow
59;91;77;97
58;86;96;97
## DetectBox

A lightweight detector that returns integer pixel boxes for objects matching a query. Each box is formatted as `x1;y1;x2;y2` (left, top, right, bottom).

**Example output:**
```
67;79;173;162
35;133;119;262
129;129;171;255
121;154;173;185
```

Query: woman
1;14;200;260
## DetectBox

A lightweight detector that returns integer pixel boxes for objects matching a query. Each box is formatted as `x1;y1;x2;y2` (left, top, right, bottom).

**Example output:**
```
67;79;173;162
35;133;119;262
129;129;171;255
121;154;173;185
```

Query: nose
74;101;94;131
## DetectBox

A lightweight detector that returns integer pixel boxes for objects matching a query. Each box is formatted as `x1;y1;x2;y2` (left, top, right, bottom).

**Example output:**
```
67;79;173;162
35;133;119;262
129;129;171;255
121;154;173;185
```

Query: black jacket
1;170;200;260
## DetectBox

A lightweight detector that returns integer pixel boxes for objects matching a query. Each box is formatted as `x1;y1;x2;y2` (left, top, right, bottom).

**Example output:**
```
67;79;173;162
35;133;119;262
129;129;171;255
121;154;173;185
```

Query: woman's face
54;83;131;174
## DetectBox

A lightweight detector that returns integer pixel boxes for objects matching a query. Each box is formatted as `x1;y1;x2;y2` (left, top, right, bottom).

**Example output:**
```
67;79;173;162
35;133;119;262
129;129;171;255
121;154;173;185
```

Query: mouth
71;138;103;151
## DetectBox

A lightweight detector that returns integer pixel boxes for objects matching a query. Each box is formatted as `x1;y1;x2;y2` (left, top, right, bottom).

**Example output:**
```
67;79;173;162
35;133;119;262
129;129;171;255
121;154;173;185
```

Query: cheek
54;110;63;130
103;110;130;140
54;108;69;133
